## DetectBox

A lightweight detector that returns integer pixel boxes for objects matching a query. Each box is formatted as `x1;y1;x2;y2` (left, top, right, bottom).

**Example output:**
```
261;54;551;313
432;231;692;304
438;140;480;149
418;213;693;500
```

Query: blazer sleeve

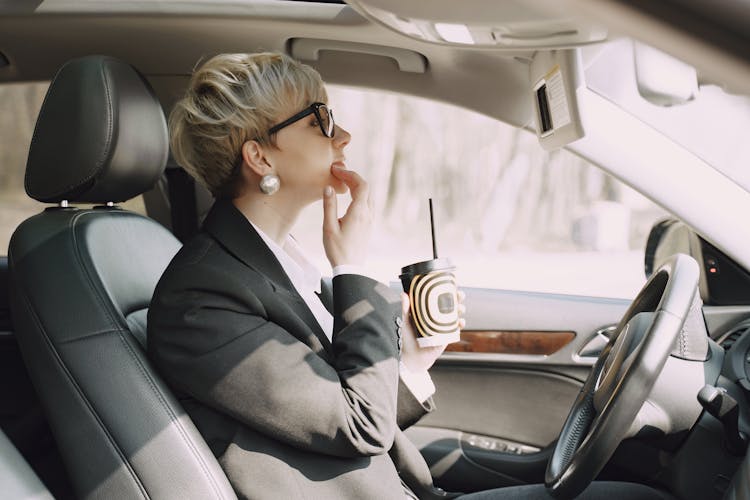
397;379;434;429
149;266;402;459
323;275;434;429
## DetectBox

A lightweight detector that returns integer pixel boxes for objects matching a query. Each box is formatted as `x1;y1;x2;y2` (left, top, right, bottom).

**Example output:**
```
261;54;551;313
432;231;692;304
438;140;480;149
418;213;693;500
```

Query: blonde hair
169;52;327;197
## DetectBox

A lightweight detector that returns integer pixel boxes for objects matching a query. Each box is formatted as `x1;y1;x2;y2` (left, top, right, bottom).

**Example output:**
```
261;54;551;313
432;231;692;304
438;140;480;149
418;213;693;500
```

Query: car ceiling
0;1;538;129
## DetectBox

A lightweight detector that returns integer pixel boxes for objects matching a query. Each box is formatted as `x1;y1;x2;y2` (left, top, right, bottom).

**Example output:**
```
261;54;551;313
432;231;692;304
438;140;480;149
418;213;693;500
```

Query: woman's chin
326;175;347;194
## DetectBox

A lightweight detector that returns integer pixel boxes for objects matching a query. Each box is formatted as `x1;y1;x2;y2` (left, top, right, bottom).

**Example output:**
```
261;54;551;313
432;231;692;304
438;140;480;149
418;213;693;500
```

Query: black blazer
148;199;454;500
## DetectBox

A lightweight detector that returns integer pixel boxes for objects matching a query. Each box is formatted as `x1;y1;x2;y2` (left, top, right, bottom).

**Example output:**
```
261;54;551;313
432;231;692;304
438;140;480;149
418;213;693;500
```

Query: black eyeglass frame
268;102;335;138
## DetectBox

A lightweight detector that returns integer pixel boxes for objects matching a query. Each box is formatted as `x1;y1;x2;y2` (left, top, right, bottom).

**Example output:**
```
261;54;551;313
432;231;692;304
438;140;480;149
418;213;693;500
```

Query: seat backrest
8;56;236;500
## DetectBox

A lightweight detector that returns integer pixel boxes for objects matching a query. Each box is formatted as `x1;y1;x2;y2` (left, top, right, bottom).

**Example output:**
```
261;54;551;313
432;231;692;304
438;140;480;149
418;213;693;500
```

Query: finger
458;303;466;316
401;292;410;317
459;318;466;330
322;186;339;235
332;167;368;200
457;290;466;304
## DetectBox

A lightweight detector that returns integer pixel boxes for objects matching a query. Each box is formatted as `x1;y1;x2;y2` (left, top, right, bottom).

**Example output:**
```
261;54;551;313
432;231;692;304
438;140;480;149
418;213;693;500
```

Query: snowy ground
369;251;646;299
299;244;647;300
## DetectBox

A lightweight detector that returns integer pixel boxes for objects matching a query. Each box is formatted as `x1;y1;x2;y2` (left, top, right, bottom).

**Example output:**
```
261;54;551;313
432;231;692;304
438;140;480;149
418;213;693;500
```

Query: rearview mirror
634;42;698;106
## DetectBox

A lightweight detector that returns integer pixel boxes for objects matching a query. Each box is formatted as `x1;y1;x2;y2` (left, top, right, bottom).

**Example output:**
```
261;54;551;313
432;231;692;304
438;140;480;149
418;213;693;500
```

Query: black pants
458;482;671;499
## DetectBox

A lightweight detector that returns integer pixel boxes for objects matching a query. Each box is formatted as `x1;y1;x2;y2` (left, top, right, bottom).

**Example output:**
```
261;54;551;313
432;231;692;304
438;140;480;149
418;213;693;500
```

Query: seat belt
164;166;198;243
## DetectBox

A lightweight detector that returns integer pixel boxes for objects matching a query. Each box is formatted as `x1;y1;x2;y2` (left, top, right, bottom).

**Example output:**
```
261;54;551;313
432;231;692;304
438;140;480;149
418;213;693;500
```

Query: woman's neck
232;191;303;246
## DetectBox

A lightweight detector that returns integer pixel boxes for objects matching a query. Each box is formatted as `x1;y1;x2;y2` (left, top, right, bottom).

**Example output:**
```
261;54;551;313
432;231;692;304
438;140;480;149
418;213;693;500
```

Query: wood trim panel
444;330;576;355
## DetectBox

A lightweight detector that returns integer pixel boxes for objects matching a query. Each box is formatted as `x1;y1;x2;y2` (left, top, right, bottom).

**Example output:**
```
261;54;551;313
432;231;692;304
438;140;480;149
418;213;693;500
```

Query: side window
0;82;146;254
0;82;47;253
293;86;668;299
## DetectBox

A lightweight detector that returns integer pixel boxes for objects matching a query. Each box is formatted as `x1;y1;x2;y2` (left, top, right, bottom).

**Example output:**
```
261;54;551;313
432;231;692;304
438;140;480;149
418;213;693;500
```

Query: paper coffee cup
399;258;461;348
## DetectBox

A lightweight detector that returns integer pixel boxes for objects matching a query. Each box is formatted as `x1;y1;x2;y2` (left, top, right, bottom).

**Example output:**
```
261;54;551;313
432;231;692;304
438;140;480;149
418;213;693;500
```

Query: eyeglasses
268;102;335;138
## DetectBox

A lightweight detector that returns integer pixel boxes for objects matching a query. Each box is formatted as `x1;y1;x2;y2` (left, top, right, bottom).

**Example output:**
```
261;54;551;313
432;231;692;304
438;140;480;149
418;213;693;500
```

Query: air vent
720;324;750;351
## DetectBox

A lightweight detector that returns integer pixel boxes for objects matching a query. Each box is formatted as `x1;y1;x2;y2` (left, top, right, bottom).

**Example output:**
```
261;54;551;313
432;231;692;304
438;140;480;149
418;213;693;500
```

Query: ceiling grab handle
290;38;427;74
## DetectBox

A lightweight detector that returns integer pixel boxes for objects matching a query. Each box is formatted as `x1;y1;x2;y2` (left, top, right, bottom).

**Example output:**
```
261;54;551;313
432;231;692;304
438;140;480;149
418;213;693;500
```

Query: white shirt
248;221;435;402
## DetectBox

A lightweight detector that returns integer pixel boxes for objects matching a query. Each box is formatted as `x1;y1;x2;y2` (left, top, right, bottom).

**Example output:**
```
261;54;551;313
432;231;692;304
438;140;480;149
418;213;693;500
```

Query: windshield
584;40;750;192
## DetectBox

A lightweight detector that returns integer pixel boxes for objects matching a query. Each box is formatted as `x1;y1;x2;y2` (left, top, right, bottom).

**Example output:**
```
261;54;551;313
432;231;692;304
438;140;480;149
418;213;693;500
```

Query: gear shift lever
697;385;748;455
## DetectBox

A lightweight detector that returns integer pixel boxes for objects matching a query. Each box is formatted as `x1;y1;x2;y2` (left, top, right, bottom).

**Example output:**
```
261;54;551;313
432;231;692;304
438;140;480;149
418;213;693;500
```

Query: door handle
577;325;617;357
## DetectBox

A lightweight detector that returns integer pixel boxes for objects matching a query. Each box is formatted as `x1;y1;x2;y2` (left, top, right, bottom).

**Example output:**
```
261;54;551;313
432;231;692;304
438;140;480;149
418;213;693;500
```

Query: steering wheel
545;254;700;499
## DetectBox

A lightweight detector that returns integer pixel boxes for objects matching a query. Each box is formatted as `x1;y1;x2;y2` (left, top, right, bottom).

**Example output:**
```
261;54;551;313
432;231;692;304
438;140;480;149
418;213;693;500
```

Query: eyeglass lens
318;105;334;137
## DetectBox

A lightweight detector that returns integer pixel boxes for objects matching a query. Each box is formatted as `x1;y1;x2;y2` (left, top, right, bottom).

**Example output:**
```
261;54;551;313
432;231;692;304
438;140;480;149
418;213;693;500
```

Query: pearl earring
259;174;280;195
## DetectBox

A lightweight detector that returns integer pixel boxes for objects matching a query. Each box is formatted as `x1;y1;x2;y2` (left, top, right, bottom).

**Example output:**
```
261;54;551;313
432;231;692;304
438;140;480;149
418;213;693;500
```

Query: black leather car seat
8;56;236;500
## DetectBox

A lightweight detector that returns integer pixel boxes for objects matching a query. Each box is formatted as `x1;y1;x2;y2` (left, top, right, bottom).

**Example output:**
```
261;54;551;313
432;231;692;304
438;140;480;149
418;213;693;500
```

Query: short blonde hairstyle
169;52;327;197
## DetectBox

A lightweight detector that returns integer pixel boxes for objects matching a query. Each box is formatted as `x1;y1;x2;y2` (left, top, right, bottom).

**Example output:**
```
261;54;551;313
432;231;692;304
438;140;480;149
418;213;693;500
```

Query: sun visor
529;49;586;151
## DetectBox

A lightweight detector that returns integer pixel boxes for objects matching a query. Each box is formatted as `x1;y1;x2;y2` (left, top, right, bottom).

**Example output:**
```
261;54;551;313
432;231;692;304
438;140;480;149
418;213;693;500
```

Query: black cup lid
400;258;455;277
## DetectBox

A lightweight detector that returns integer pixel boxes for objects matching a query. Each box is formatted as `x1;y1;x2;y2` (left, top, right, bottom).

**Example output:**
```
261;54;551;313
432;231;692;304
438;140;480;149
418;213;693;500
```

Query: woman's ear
240;140;274;177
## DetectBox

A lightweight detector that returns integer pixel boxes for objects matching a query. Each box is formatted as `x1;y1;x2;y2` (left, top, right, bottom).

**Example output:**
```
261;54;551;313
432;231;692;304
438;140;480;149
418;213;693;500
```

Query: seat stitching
65;210;229;497
116;331;231;499
57;327;126;345
10;267;150;499
53;306;150;345
57;59;115;193
70;210;130;330
97;59;115;185
60;59;114;193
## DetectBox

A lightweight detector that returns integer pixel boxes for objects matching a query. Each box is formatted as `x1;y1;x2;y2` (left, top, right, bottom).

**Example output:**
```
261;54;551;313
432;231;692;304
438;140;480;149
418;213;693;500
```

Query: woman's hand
322;166;372;268
400;291;466;373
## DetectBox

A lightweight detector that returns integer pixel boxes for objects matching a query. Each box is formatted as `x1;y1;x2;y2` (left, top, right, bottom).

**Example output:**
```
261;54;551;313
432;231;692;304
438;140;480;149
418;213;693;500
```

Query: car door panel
407;425;551;491
409;286;632;490
422;367;582;448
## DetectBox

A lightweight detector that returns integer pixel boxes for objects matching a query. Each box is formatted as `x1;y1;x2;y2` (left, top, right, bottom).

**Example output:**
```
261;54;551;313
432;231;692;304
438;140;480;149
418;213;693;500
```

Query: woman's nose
333;124;351;148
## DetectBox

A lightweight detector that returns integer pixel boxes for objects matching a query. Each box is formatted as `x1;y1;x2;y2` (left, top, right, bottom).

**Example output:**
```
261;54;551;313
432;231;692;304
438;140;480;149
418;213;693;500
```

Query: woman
148;52;456;500
147;52;668;500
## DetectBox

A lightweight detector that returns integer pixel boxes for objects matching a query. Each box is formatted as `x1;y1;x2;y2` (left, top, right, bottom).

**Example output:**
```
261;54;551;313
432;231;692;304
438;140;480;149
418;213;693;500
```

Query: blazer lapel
317;277;334;314
202;199;334;355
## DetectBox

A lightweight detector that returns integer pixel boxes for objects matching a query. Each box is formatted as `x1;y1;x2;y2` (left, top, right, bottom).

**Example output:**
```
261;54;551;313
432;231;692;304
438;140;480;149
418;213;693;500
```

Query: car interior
1;1;750;499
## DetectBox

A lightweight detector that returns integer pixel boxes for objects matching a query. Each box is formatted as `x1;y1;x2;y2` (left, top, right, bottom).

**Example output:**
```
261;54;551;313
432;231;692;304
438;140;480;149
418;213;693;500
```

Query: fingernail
324;186;333;197
332;165;344;170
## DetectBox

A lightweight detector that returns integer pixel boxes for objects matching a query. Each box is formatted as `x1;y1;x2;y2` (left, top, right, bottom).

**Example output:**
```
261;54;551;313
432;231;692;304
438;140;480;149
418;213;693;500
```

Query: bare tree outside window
292;86;667;298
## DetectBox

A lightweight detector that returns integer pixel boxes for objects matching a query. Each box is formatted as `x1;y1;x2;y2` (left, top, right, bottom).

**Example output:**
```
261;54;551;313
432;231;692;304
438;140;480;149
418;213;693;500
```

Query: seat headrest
25;56;168;203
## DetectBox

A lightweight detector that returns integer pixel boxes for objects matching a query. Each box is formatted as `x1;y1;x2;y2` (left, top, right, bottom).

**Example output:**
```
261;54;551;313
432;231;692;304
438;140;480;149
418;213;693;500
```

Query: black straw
429;198;438;259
